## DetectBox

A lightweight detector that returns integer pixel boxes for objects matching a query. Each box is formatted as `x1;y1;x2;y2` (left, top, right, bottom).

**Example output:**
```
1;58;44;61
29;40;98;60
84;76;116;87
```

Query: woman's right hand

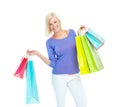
26;49;50;65
26;49;39;56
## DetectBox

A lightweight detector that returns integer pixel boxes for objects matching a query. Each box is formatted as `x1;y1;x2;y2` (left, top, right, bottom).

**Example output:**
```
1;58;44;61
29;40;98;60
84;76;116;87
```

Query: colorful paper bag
81;35;104;73
85;29;105;49
75;34;104;75
86;37;104;70
14;57;28;79
26;59;39;104
75;35;90;75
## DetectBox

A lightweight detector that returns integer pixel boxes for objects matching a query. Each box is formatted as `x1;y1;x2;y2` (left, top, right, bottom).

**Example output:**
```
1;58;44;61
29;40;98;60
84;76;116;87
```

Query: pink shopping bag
14;57;28;79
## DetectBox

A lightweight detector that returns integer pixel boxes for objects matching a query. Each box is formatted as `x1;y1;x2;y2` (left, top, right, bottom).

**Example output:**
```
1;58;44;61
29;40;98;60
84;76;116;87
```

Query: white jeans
52;73;87;107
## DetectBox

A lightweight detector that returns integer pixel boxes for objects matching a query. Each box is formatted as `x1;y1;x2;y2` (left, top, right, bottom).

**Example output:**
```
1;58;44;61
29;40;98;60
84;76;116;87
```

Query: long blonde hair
45;12;61;36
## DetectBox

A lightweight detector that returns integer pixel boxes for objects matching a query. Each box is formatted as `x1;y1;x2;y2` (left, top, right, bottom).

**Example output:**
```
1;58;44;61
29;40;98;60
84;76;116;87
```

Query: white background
0;0;120;107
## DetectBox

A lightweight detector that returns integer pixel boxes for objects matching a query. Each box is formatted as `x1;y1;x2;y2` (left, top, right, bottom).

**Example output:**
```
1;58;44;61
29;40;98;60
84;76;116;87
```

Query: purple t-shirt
46;29;79;74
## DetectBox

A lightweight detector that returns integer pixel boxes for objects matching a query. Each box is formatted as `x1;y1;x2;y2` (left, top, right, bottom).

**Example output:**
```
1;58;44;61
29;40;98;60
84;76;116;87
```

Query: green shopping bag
26;59;39;104
81;35;104;73
85;36;104;70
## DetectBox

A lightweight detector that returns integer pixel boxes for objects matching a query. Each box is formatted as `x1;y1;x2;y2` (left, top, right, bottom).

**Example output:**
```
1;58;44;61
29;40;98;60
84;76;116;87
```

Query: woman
27;12;88;107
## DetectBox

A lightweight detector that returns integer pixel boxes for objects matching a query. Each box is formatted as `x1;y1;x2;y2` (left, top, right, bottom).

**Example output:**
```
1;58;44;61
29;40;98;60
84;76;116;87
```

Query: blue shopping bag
26;59;39;104
85;29;105;49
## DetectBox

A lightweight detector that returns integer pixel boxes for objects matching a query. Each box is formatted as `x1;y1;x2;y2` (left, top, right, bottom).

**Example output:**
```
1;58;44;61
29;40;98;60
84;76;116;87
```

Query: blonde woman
27;12;88;107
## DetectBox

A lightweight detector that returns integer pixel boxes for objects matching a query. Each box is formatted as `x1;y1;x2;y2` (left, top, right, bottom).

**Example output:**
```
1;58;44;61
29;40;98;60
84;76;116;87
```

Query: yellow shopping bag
75;35;90;75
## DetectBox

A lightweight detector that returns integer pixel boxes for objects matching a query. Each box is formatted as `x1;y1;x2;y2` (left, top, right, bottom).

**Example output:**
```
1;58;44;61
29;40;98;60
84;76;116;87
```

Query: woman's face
49;17;61;33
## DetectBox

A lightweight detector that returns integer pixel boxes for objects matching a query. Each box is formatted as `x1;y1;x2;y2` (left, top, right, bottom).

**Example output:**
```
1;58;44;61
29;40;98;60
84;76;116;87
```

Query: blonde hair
45;12;61;36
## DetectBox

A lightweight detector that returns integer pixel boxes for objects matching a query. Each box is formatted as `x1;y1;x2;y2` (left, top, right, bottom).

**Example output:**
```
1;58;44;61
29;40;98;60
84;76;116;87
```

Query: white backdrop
0;0;120;107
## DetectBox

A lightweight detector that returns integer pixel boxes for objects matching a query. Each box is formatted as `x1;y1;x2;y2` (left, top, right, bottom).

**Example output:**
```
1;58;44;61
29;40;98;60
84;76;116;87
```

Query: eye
49;23;52;26
54;21;57;23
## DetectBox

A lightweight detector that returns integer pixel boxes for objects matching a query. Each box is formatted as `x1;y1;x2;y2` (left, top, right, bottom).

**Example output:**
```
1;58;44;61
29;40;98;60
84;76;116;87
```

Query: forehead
49;17;59;23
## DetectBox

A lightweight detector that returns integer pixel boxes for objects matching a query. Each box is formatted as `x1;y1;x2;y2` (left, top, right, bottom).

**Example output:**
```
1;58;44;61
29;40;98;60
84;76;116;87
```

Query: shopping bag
81;35;104;73
26;59;39;104
14;57;28;79
75;35;90;75
85;29;105;49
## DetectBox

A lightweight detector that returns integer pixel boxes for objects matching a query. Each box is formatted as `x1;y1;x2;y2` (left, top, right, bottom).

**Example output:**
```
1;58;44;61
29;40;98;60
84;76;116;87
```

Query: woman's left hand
77;25;89;35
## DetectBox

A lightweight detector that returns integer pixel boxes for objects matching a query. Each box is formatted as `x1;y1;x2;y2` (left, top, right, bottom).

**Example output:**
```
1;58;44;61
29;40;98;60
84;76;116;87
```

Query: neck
54;29;64;36
52;30;68;39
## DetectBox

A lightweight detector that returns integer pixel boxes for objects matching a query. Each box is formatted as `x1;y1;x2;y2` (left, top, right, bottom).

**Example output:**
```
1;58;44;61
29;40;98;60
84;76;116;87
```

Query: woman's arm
27;50;50;66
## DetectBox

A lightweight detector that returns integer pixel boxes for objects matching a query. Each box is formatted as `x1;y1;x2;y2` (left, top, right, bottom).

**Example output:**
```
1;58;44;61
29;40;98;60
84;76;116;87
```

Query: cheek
49;27;52;32
49;25;53;31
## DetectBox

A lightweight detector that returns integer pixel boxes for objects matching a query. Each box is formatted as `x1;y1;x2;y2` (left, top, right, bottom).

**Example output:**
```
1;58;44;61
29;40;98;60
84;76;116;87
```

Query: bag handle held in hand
77;25;89;36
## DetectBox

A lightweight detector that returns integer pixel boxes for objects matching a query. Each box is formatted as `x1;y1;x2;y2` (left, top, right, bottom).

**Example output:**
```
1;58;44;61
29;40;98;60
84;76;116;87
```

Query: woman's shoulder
66;28;75;32
46;37;53;45
64;28;75;31
68;29;76;35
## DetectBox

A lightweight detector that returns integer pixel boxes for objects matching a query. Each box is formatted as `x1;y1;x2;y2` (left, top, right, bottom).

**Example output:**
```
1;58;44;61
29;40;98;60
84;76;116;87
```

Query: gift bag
75;35;90;75
26;59;39;104
81;35;104;73
14;57;28;79
86;37;104;70
85;29;105;49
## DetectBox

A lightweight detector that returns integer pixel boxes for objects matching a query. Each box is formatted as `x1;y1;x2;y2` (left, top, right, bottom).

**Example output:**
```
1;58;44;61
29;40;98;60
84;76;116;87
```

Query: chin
54;30;59;33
